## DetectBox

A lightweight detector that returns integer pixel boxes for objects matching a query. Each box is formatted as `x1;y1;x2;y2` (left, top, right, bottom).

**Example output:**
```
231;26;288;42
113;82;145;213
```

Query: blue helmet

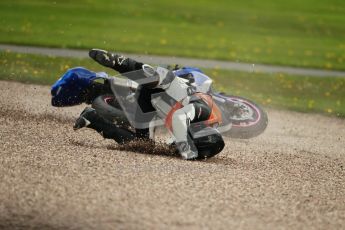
51;67;106;107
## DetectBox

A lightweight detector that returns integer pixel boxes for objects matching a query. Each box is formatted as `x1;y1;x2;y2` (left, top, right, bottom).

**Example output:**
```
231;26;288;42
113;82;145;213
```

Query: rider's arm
89;49;143;73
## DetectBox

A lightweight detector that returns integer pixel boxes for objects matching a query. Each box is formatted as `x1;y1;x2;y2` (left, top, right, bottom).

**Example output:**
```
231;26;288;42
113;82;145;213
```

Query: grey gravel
0;81;344;229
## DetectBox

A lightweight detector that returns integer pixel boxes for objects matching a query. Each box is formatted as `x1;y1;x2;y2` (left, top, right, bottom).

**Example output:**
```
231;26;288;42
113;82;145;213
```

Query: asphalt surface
1;44;345;77
0;81;344;229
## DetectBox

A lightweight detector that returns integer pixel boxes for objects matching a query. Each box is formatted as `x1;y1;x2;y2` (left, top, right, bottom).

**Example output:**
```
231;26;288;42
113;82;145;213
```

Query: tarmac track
0;81;344;229
1;44;345;77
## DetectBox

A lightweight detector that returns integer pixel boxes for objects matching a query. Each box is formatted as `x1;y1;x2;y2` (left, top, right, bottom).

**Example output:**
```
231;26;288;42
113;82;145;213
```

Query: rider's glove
89;49;119;68
89;49;144;74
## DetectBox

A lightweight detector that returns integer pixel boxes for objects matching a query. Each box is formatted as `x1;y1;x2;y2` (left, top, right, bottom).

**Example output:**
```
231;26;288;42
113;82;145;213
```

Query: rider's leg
89;49;143;74
171;104;198;160
171;99;216;159
74;107;136;144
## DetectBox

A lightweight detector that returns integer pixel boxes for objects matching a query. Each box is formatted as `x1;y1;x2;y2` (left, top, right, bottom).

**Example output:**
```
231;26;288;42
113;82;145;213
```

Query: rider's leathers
144;65;199;159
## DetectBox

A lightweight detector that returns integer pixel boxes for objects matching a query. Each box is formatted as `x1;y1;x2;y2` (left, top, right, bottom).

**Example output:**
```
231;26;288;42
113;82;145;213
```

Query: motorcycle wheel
91;94;130;129
217;94;268;139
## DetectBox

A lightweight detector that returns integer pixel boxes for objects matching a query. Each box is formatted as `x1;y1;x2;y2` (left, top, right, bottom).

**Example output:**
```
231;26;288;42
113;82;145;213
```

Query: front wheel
216;94;268;139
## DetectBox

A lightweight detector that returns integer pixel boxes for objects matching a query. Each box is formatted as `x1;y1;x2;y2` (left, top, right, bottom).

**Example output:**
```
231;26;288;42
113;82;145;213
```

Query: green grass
1;50;344;117
207;69;345;117
0;51;111;85
0;0;345;70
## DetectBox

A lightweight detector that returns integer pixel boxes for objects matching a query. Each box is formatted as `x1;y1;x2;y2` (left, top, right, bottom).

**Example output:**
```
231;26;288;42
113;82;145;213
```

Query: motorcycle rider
74;49;224;160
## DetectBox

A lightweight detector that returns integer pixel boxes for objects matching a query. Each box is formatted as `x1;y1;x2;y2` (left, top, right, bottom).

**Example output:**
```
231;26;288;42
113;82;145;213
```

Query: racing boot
74;107;136;144
176;138;198;160
73;107;97;130
89;49;143;73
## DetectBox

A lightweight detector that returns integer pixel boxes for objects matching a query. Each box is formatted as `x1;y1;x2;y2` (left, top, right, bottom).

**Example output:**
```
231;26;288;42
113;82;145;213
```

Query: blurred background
0;0;344;116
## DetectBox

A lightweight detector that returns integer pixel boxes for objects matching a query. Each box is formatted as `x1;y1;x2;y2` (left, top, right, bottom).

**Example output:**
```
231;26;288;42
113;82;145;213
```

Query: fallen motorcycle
51;66;268;158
